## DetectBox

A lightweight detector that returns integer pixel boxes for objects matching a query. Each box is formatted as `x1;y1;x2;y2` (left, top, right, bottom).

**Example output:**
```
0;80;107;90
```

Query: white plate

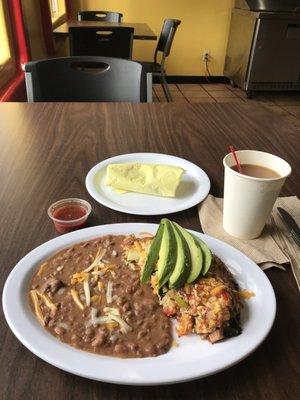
3;223;276;386
85;153;210;215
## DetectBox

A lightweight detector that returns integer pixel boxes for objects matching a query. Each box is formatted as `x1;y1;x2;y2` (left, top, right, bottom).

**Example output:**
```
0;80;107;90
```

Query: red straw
229;145;243;174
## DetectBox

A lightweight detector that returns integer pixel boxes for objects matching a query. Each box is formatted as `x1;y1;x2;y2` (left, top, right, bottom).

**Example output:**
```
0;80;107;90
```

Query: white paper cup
223;150;291;239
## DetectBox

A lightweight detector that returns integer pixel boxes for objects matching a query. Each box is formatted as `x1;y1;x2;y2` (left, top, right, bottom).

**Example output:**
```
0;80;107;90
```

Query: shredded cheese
211;285;227;296
106;281;113;304
91;270;105;276
107;313;132;334
91;295;101;302
103;307;120;316
37;262;47;276
84;247;106;272
239;290;255;299
110;270;116;279
83;279;91;307
107;322;119;331
87;316;115;328
70;289;84;310
126;249;140;262
98;281;104;291
36;290;57;312
71;272;89;284
134;241;143;254
30;290;45;326
90;307;97;322
56;322;69;330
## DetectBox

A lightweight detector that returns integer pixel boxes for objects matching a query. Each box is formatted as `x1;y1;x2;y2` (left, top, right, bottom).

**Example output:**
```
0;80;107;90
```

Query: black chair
69;27;134;59
78;10;123;22
140;19;181;102
24;56;144;102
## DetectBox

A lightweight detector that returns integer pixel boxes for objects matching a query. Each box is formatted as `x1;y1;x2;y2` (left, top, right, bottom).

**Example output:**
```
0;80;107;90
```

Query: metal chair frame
152;20;181;102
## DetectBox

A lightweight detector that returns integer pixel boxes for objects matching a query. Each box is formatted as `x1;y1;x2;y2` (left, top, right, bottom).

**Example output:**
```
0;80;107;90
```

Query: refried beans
29;234;172;358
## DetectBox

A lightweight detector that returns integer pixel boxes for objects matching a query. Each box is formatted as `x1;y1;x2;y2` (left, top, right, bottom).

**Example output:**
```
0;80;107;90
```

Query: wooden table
0;103;299;400
53;20;157;40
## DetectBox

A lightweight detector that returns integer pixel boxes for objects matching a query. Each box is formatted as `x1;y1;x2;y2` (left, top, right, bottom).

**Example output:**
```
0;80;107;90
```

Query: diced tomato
163;307;177;317
220;291;229;301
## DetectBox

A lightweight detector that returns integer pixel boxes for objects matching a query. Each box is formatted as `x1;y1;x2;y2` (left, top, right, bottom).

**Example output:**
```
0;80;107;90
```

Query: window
49;0;66;28
0;0;16;88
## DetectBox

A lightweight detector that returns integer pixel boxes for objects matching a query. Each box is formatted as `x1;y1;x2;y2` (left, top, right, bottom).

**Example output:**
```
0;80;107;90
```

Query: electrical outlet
202;51;210;62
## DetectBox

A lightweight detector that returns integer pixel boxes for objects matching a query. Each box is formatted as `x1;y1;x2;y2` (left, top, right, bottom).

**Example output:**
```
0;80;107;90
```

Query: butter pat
106;163;184;197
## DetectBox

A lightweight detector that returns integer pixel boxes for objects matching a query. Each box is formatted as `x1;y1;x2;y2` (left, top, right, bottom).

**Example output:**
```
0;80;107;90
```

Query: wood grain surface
53;21;157;40
0;102;299;400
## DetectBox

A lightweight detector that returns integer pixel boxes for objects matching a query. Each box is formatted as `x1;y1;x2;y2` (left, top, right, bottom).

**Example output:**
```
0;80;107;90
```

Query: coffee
231;164;281;178
224;150;291;239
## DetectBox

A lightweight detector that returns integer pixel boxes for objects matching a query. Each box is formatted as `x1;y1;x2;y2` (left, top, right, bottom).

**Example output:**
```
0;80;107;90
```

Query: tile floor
153;83;300;129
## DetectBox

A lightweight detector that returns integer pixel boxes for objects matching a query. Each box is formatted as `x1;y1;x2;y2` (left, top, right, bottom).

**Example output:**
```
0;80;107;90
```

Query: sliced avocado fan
172;221;203;283
140;222;164;283
168;221;191;290
141;219;212;289
157;219;177;288
193;235;212;275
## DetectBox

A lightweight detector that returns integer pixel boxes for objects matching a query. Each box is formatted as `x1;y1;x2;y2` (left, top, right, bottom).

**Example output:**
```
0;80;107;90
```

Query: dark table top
0;102;299;400
53;20;157;40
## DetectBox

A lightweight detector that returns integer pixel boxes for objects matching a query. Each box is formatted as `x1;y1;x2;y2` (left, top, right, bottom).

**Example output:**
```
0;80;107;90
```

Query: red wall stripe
0;72;25;102
0;0;30;101
8;0;30;65
66;0;72;19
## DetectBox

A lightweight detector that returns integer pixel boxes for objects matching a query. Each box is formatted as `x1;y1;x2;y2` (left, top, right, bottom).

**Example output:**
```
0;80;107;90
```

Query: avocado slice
140;222;164;283
168;221;191;289
193;235;212;275
157;219;177;288
173;222;203;283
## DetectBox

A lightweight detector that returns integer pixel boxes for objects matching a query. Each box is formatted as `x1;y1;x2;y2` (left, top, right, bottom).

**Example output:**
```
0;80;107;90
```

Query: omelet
106;163;184;197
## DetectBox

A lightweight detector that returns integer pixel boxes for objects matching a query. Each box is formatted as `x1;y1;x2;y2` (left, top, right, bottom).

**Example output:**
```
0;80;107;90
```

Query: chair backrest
78;10;123;22
24;56;143;102
69;27;134;59
155;19;181;64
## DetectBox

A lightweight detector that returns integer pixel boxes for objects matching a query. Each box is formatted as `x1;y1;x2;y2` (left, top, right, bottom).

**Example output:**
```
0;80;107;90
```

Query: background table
0;102;299;400
53;21;157;40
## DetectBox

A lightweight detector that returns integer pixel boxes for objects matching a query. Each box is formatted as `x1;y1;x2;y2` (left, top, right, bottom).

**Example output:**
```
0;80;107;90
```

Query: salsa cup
48;198;92;233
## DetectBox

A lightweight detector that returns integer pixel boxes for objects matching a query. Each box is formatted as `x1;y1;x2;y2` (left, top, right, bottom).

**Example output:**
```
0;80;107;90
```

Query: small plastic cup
48;198;92;234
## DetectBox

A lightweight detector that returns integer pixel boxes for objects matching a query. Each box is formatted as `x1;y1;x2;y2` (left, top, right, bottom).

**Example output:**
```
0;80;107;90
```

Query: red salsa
53;205;87;221
52;205;88;233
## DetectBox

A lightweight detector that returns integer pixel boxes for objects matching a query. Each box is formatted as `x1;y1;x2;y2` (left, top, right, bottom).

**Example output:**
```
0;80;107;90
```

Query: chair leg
160;73;172;102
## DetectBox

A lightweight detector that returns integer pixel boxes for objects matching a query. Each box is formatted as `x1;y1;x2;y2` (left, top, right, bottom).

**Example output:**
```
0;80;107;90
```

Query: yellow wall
21;0;234;76
22;0;48;60
72;0;235;75
21;0;69;60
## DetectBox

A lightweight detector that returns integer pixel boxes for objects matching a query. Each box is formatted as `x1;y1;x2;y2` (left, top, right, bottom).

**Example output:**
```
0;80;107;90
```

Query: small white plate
3;223;276;386
85;153;210;215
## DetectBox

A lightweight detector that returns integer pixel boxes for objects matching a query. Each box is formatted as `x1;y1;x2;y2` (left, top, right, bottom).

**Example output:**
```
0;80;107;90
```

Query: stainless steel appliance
224;0;300;97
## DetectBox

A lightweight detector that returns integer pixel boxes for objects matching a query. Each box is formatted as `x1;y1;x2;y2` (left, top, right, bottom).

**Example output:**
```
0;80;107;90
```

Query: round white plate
3;223;276;386
85;153;210;215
